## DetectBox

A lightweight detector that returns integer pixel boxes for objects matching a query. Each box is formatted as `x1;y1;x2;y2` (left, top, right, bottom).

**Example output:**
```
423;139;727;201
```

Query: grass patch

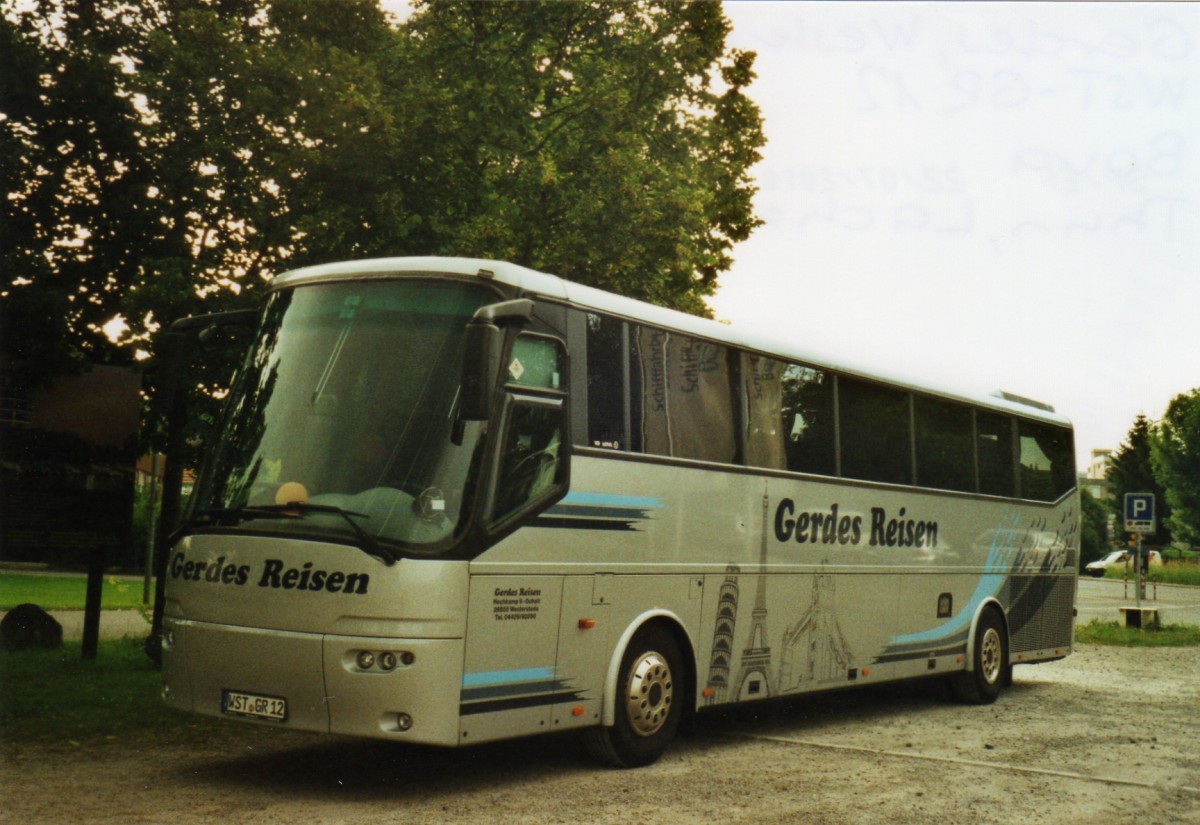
1154;562;1200;587
1103;565;1200;587
1075;619;1200;647
1;638;183;745
0;638;281;750
0;573;148;611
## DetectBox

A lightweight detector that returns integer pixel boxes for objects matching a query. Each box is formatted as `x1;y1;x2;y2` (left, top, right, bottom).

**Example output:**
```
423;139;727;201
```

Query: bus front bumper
162;618;466;746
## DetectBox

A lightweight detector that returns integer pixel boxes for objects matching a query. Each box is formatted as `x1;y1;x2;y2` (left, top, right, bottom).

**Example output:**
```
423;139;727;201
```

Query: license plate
222;689;287;722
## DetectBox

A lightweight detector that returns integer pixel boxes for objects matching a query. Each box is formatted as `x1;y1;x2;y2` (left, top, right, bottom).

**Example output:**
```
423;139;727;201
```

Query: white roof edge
269;257;1072;428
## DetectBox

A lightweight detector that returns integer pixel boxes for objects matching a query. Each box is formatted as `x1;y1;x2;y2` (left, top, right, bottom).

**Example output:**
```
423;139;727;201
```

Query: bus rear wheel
584;625;684;768
950;608;1009;705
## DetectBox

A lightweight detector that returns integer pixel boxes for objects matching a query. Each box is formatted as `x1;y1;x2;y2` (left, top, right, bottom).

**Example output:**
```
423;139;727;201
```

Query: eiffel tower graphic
731;490;773;699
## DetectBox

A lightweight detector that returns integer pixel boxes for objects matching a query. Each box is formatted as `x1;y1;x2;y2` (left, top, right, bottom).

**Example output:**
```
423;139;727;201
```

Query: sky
708;2;1200;469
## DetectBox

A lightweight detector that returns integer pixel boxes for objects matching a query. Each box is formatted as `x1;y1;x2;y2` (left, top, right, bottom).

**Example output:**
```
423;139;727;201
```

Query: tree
1151;388;1200;549
1;0;157;382
1078;487;1109;567
368;0;764;315
124;0;401;449
1106;414;1172;547
3;0;403;456
4;0;764;437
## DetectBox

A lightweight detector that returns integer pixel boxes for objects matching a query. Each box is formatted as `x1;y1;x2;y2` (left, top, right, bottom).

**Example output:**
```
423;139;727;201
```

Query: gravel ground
2;642;1197;825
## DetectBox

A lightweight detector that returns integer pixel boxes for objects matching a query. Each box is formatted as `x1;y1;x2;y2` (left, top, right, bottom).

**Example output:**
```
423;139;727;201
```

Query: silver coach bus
161;257;1079;767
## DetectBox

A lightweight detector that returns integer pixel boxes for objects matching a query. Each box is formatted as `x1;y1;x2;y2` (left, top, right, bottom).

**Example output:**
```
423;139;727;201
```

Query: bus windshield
189;279;497;556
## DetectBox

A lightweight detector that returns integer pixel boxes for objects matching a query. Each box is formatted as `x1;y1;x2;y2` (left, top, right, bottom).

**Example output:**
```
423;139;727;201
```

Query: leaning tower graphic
731;491;773;699
703;566;740;706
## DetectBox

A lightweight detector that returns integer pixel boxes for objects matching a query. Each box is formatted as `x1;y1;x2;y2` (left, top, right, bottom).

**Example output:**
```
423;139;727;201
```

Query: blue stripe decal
462;666;556;689
885;511;1022;648
560;492;663;510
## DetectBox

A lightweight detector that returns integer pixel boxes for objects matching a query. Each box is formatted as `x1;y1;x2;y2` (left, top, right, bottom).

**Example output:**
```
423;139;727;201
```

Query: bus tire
583;625;684;768
950;608;1008;705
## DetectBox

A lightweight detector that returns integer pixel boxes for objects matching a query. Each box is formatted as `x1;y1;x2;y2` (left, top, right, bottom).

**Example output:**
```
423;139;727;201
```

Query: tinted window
1019;421;1075;501
780;362;837;476
508;335;563;390
630;325;736;463
585;314;626;450
914;396;975;492
977;411;1015;497
492;399;565;522
839;378;911;485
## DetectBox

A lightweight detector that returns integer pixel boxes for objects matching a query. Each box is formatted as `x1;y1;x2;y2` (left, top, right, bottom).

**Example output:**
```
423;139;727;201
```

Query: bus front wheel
950;608;1009;705
584;625;684;768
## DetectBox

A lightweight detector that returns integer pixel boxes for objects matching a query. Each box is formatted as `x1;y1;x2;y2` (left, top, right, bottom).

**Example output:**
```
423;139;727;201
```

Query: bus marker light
379;652;397;672
861;668;870;677
578;618;596;629
396;713;413;731
356;651;376;670
571;706;585;717
702;688;714;698
400;651;415;666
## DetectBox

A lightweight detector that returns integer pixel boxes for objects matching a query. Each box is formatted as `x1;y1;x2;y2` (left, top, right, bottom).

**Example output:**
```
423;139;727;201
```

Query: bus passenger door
459;575;563;745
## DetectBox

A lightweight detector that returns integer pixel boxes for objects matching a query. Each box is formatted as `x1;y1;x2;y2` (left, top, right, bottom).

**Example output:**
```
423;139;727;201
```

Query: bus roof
271;256;1073;428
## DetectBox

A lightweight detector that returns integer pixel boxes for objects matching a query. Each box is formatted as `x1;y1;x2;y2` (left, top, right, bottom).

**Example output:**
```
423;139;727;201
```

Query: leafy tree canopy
1078;486;1108;567
1106;413;1172;546
1151;388;1200;547
2;0;763;419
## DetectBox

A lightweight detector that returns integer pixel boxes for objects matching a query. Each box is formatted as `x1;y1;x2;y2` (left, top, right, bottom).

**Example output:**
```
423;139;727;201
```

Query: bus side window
977;411;1015;497
491;398;565;524
914;395;975;493
585;313;626;450
744;354;786;470
780;363;836;477
1018;420;1075;501
840;377;912;485
629;325;737;464
491;333;568;525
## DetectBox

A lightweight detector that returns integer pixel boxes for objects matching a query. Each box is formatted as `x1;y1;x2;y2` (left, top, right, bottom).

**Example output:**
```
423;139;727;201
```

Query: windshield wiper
189;503;398;566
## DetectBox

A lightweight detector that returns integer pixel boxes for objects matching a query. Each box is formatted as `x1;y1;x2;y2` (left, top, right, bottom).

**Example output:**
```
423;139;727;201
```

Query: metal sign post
1124;493;1156;623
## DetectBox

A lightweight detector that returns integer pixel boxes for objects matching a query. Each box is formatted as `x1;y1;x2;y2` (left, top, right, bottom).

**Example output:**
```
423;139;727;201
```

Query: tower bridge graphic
704;492;854;706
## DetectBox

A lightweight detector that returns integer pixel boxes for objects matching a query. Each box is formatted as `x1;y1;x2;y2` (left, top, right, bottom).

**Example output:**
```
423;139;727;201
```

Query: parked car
1084;549;1163;577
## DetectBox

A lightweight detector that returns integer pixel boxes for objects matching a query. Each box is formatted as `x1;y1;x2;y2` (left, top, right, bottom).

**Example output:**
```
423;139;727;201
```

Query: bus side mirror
459;299;535;422
460;320;502;421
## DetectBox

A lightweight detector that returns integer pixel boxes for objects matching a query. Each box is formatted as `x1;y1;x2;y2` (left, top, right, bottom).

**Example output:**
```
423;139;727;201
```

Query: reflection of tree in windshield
190;281;492;553
194;292;289;510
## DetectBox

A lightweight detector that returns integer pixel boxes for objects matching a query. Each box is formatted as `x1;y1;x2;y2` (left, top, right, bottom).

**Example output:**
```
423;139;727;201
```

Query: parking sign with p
1124;493;1156;534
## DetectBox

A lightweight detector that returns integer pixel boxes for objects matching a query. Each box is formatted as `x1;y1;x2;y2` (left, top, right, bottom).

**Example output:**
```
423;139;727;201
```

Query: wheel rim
979;627;1002;685
624;650;674;737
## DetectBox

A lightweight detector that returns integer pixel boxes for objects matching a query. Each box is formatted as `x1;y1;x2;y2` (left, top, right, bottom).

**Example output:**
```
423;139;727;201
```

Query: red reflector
571;706;585;717
578;618;596;629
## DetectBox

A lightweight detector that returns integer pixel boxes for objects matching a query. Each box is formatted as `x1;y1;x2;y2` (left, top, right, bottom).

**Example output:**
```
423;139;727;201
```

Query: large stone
0;603;64;650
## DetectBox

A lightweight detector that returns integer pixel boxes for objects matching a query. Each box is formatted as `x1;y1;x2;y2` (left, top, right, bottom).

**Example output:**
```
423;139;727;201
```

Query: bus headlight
351;648;413;672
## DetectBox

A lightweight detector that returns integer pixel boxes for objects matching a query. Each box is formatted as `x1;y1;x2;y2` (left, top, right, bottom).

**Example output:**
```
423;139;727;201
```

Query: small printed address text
493;587;542;621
